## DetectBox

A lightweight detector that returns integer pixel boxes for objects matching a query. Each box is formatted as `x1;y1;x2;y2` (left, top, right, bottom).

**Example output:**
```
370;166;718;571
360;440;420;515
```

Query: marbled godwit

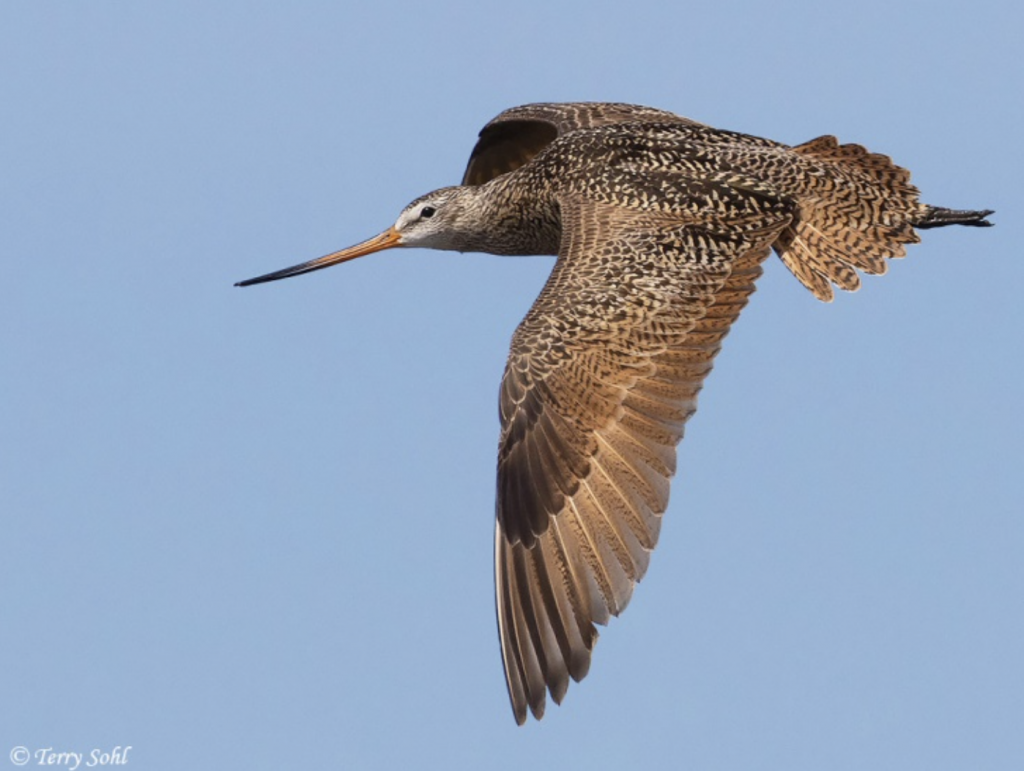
236;102;992;724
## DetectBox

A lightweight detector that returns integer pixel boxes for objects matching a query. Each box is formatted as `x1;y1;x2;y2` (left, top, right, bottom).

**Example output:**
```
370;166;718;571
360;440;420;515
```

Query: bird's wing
495;192;791;723
462;102;702;186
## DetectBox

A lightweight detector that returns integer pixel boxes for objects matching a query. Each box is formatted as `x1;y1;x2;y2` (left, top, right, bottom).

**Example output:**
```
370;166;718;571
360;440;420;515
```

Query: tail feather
774;224;862;303
773;135;992;301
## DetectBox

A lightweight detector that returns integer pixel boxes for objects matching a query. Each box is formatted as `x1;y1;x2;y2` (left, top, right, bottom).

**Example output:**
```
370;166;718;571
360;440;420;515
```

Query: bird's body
237;102;992;725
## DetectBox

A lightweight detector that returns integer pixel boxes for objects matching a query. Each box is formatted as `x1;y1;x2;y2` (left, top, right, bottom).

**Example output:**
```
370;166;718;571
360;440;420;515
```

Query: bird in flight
237;102;992;724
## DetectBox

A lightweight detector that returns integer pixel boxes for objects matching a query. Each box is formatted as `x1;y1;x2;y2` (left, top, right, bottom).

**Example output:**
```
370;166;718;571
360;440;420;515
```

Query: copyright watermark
9;746;130;770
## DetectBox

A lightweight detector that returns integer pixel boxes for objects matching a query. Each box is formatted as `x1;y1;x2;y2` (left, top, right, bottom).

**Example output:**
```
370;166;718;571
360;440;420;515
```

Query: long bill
234;227;402;287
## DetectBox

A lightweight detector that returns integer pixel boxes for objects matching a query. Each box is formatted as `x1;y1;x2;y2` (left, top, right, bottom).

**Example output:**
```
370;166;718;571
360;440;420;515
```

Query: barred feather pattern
466;104;988;723
495;191;787;722
774;135;926;300
234;102;991;724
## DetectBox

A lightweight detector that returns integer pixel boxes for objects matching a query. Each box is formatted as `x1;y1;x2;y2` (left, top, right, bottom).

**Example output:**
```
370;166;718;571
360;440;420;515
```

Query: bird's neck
461;178;562;257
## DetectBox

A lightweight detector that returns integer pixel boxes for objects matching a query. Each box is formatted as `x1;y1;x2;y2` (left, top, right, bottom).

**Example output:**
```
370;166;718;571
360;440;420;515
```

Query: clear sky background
2;2;1021;770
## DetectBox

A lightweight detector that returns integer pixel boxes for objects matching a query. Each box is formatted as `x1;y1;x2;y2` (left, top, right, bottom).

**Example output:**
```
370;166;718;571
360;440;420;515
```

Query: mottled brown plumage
236;102;993;725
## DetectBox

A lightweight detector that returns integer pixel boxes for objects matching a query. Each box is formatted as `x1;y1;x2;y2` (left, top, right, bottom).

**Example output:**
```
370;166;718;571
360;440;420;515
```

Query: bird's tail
772;135;992;301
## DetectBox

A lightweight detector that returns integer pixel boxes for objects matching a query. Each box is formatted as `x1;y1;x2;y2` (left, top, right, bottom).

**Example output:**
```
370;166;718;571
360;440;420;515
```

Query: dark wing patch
462;102;702;186
462;120;558;186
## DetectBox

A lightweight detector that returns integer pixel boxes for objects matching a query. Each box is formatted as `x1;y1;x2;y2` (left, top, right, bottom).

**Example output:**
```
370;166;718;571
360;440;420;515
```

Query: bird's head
234;186;479;287
392;187;475;249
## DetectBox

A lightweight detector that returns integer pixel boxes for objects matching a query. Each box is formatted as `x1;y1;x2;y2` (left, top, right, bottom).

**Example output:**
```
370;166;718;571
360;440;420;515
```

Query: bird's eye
420;206;436;219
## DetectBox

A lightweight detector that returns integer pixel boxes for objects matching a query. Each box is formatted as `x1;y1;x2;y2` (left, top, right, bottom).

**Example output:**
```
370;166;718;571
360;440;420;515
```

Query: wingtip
569;648;593;683
513;705;528;726
528;698;546;722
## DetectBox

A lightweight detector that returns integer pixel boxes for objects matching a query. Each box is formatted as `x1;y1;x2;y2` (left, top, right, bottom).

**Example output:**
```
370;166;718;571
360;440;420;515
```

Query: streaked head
234;186;474;287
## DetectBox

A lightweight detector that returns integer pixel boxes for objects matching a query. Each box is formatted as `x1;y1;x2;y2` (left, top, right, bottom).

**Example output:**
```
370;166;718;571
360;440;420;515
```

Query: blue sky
2;2;1021;769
